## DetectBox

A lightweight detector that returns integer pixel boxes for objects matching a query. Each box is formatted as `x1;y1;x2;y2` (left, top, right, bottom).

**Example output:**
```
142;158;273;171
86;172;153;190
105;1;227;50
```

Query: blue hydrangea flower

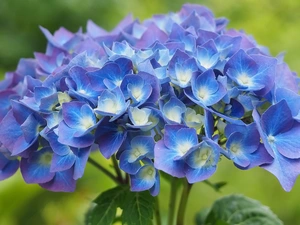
196;40;220;70
154;125;220;182
87;58;133;90
185;69;226;107
1;3;300;194
224;49;277;95
94;87;130;121
120;74;152;107
21;85;58;113
127;107;152;128
253;100;300;191
184;108;204;130
0;101;45;156
184;139;220;183
66;66;102;105
168;50;198;88
225;123;273;169
95;118;127;159
58;101;97;148
160;97;186;124
119;135;154;174
154;125;198;177
0;149;19;181
130;159;160;196
169;23;196;53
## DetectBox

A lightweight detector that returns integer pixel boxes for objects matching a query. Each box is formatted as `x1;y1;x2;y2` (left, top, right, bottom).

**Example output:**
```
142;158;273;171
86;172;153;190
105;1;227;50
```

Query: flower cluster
1;4;300;195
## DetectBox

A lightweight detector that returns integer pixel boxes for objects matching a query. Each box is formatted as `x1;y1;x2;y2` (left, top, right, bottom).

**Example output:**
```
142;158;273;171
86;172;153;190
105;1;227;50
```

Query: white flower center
133;148;142;158
185;108;203;123
177;70;192;85
165;106;182;123
102;99;121;114
78;89;87;94
267;135;276;143
131;108;150;125
114;79;122;87
197;87;209;100
238;73;252;85
146;167;154;176
140;166;156;180
194;147;211;166
200;58;214;69
58;92;71;104
129;146;147;162
177;142;193;155
230;144;240;153
131;87;142;100
81;117;94;130
185;108;204;129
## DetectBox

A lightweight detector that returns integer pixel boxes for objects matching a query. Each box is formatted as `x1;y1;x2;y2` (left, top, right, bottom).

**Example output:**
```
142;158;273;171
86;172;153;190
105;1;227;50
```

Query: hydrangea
1;3;300;195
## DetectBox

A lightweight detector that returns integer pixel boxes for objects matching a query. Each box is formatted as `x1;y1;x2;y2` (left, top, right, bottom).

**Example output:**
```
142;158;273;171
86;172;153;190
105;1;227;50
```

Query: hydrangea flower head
1;3;300;196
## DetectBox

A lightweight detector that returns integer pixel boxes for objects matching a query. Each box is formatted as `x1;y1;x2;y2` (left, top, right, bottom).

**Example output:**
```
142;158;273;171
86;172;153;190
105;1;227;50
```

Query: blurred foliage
1;0;300;225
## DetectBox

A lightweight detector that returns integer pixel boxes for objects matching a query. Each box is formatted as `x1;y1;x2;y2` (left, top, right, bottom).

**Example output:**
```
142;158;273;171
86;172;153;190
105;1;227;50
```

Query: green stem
88;158;121;185
112;155;124;184
176;180;193;225
125;173;130;185
218;138;227;146
203;180;214;188
168;177;179;225
155;197;162;225
203;180;223;192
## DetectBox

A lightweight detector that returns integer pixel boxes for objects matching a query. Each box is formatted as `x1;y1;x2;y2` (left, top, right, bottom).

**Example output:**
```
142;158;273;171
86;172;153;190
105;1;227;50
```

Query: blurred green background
1;0;300;224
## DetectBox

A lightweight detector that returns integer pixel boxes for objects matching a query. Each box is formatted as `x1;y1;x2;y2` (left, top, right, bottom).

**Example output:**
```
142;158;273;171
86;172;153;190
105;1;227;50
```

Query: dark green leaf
195;207;211;225
215;220;230;225
86;185;129;225
205;194;283;225
122;191;155;225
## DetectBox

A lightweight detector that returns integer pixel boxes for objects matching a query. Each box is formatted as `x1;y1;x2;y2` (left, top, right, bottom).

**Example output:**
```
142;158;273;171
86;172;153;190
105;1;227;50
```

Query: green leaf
213;182;227;191
203;180;227;192
204;194;283;225
122;191;155;225
86;185;129;225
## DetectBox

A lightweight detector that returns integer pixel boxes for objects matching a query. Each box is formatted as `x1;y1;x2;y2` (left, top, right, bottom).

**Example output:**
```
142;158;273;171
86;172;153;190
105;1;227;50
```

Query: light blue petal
58;121;94;148
20;114;41;143
119;150;142;174
20;147;55;184
40;168;76;192
62;102;85;128
275;88;300;117
162;97;186;124
73;147;91;180
42;130;71;156
0;153;19;181
154;140;185;178
95;118;127;159
130;164;157;192
50;151;76;172
261;150;300;192
131;136;155;159
185;165;216;183
261;100;294;136
275;123;300;159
